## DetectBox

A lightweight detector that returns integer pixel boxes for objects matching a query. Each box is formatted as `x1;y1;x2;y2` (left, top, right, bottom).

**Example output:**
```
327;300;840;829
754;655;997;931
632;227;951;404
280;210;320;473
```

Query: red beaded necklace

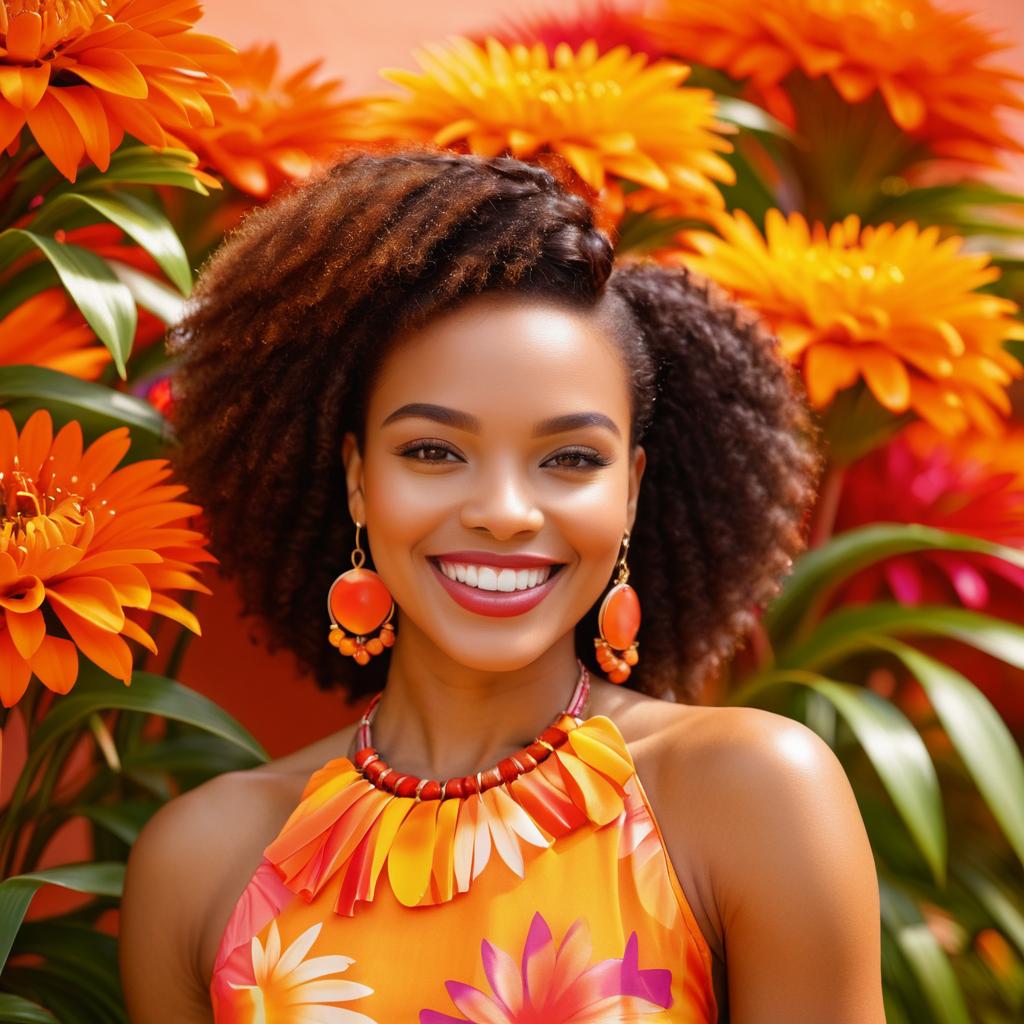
351;659;592;803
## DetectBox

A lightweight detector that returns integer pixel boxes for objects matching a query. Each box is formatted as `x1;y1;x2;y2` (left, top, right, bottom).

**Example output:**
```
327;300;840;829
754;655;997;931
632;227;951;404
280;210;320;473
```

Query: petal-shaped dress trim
263;713;635;916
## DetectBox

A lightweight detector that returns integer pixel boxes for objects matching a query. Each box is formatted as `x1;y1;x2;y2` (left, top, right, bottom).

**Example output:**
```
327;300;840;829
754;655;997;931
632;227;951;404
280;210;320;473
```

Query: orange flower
0;288;109;378
0;407;217;706
355;37;735;230
0;0;235;181
675;209;1024;436
634;0;1024;166
177;41;376;199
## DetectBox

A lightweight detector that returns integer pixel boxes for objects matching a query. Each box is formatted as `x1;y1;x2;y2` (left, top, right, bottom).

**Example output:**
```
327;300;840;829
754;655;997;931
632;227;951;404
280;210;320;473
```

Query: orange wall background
178;0;1024;761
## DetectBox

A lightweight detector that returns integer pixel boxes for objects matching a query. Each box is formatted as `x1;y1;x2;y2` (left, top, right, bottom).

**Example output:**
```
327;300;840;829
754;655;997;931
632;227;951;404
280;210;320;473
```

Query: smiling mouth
426;557;568;618
427;557;567;593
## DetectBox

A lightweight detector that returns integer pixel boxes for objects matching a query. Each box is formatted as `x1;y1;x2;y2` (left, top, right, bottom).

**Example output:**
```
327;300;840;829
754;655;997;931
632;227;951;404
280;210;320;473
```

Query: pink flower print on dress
419;910;673;1023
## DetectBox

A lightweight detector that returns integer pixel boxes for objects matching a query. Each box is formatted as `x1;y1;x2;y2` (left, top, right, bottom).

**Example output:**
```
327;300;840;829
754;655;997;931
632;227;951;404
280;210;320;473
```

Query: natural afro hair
166;144;824;706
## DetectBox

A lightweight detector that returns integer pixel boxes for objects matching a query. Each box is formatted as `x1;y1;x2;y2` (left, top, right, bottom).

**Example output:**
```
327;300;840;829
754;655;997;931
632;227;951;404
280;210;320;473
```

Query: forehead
368;293;629;421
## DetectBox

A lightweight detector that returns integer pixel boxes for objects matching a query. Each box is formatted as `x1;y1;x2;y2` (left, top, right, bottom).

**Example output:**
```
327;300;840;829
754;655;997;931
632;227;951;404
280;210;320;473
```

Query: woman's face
341;291;646;673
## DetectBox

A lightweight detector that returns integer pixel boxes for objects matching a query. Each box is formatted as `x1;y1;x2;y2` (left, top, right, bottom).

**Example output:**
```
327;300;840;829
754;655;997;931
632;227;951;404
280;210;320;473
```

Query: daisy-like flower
0;0;235;181
178;41;375;199
0;288;109;378
226;919;378;1024
633;0;1024;167
675;209;1024;436
0;407;217;706
419;910;673;1023
355;36;735;231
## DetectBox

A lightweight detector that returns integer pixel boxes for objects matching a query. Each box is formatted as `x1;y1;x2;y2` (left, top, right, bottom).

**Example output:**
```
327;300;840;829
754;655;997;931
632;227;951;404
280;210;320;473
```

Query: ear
626;444;646;535
340;431;367;525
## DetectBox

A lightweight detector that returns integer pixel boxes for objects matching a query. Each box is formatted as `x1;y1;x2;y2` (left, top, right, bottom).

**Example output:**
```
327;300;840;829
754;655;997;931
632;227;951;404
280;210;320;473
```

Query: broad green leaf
778;603;1024;673
120;732;262;776
0;994;60;1023
0;365;169;452
12;923;125;1022
766;524;1024;651
730;672;946;885
30;192;192;294
866;636;1024;871
880;877;970;1024
59;145;213;197
74;800;161;845
107;259;186;324
0;263;60;320
29;666;268;765
0;230;135;379
0;863;123;972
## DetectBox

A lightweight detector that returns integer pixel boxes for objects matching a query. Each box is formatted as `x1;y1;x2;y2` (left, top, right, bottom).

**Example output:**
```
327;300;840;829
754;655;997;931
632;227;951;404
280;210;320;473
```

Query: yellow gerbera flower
0;407;216;706
355;36;735;226
675;209;1024;436
634;0;1024;166
0;0;235;181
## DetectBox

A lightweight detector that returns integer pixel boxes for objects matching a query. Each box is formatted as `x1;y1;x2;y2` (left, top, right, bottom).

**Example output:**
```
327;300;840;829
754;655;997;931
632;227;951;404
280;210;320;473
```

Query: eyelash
395;440;612;470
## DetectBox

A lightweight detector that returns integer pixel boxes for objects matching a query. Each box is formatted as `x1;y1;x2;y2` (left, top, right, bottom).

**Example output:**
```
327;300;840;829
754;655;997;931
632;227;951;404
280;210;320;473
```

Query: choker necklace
351;658;591;802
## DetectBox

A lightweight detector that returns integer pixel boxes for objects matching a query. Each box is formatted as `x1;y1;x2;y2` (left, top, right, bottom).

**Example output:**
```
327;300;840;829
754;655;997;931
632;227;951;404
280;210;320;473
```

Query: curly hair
166;143;824;706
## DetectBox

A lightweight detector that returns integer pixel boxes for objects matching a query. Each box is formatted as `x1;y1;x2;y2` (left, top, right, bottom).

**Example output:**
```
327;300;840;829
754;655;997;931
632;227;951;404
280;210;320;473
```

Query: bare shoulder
660;704;885;1023
120;768;303;1022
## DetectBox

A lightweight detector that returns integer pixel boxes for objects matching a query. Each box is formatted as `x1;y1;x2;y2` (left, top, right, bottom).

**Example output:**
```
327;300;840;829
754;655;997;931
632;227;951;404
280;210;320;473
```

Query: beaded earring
594;530;640;684
327;521;396;665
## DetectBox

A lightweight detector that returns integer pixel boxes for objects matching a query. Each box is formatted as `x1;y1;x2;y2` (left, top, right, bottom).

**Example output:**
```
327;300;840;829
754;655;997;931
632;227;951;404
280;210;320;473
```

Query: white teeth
437;560;554;592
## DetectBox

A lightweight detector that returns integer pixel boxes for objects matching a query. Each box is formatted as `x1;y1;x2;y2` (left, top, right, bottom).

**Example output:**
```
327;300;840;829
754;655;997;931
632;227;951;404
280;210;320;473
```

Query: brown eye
396;441;462;462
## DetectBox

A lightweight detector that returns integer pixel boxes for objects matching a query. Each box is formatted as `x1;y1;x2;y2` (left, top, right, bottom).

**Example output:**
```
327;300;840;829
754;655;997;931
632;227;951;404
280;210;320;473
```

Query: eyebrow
380;402;621;439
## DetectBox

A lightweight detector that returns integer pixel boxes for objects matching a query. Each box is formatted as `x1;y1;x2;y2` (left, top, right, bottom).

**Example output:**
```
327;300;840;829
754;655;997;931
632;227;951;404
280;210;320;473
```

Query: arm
691;707;885;1023
119;774;237;1023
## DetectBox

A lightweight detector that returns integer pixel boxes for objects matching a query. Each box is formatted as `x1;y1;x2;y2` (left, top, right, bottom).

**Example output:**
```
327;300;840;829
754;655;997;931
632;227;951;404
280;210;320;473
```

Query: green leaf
0;994;60;1023
30;191;192;295
11;922;125;1022
29;665;268;765
120;731;263;776
0;365;169;454
0;230;135;379
766;524;1024;652
0;263;60;320
880;877;971;1024
715;96;795;140
955;862;1024;961
778;603;1024;673
107;259;186;324
866;635;1024;871
73;800;161;846
0;863;124;973
730;672;946;885
60;145;213;197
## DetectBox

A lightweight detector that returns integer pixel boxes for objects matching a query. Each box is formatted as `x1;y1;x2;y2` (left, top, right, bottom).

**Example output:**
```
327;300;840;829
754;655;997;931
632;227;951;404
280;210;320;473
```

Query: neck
359;621;589;781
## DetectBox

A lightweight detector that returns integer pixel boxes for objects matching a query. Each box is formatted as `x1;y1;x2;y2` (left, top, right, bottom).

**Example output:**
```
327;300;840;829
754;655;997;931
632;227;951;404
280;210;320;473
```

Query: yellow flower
635;0;1024;166
0;0;235;181
675;209;1024;436
355;36;735;224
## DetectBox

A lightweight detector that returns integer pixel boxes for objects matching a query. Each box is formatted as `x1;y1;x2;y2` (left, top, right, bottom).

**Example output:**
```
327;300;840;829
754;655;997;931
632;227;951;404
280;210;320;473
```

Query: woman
119;148;885;1023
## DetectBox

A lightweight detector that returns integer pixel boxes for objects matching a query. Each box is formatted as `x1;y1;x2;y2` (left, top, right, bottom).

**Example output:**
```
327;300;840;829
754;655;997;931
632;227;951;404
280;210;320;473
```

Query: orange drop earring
327;521;396;666
594;530;640;684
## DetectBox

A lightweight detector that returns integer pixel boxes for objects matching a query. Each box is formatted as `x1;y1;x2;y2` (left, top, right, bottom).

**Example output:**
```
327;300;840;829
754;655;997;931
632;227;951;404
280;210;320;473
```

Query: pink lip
430;549;564;568
427;557;565;617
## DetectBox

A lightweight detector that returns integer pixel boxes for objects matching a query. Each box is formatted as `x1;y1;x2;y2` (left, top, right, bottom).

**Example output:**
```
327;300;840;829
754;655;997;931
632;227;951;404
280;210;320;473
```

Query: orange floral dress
209;711;719;1023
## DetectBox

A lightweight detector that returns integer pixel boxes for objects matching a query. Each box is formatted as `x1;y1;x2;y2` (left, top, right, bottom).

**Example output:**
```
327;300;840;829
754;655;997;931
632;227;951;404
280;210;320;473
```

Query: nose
460;457;544;540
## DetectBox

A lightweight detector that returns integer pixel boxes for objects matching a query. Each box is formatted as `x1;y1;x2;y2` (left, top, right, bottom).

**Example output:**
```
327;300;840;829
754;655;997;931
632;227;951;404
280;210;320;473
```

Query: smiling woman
118;146;885;1024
